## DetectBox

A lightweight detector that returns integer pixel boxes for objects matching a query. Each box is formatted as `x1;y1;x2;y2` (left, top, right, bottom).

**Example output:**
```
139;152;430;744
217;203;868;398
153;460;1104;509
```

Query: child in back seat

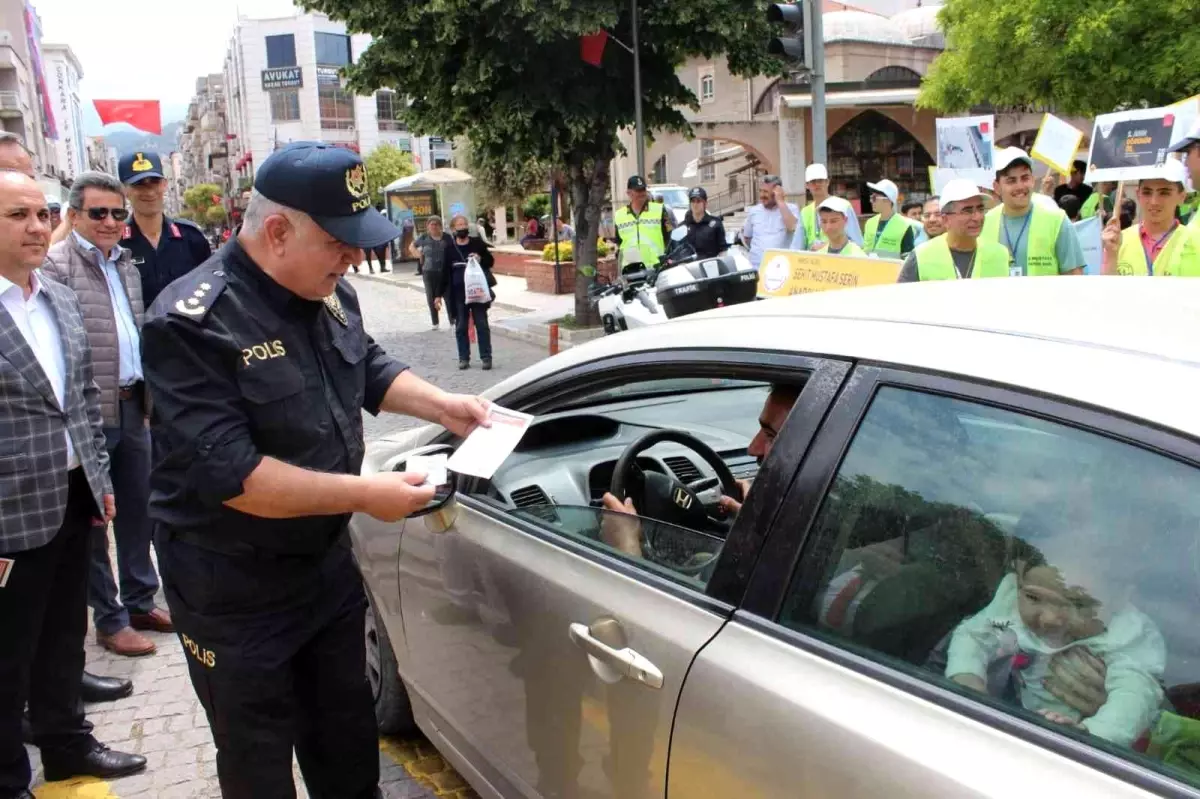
945;548;1167;747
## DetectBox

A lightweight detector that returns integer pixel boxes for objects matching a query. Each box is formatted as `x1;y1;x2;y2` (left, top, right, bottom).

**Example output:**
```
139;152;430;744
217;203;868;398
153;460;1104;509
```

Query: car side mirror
391;443;459;521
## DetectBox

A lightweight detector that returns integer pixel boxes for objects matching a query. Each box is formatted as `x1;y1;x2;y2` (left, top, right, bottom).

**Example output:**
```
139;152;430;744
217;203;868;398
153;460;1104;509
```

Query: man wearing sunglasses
42;172;169;659
117;152;212;307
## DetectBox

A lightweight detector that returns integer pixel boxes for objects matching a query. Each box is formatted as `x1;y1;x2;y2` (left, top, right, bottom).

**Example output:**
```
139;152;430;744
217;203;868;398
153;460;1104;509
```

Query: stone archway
827;109;935;208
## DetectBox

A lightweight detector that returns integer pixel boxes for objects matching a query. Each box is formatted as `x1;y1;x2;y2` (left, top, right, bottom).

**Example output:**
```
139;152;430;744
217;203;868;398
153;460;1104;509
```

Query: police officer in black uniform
681;187;728;259
141;142;490;799
118;151;212;306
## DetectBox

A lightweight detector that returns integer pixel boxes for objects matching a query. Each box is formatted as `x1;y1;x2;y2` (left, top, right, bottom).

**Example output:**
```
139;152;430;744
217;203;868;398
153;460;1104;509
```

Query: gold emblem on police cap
345;165;367;199
131;152;153;172
324;293;348;326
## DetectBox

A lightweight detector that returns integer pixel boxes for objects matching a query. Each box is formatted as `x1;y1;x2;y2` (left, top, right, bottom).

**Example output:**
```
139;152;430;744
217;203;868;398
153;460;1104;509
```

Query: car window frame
448;347;852;608
735;361;1200;798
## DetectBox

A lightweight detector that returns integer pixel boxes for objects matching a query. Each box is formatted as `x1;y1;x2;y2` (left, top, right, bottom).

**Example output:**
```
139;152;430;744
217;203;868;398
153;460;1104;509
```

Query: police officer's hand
360;472;437;522
438;394;491;438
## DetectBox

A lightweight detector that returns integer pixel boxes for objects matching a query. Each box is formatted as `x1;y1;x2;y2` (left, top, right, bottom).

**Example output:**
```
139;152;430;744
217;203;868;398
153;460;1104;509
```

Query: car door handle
568;622;664;689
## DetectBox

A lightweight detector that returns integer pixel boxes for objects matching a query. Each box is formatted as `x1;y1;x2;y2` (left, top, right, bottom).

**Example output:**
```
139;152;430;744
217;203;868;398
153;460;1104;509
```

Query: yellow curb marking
33;778;118;798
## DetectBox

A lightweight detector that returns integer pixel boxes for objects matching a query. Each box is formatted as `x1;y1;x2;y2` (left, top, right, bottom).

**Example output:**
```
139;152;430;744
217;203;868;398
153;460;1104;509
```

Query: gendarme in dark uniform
117;151;211;306
141;142;487;798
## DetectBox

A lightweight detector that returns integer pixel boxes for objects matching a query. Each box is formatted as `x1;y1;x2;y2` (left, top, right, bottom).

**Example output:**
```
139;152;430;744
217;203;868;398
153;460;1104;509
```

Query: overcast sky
38;0;300;134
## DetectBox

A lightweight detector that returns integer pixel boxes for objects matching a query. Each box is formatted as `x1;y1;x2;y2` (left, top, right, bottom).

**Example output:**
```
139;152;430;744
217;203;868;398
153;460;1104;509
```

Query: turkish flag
581;32;608;67
93;100;162;134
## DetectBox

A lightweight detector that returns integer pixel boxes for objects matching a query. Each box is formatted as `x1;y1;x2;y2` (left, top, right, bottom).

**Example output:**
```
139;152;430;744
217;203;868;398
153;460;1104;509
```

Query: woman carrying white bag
437;214;497;370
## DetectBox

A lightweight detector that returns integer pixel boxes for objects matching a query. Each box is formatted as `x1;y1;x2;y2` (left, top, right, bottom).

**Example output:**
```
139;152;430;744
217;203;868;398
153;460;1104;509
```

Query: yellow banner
758;249;902;297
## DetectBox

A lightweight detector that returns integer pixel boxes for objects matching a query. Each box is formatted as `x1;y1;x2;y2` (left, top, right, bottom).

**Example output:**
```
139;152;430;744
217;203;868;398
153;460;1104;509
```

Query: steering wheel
610;430;743;534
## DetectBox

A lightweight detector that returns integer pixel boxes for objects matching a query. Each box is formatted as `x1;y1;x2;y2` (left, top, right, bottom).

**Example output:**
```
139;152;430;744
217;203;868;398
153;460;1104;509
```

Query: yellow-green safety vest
801;203;824;246
863;214;909;258
1114;224;1200;276
819;240;866;257
1080;192;1102;219
980;204;1063;275
1190;213;1200;234
614;201;667;268
914;236;1013;281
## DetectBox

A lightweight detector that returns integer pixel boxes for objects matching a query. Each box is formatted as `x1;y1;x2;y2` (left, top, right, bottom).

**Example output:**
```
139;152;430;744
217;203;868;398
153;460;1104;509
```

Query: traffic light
767;1;814;70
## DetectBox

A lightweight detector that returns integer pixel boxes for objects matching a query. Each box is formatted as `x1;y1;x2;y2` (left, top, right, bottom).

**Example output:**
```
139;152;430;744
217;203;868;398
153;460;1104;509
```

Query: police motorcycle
592;227;759;335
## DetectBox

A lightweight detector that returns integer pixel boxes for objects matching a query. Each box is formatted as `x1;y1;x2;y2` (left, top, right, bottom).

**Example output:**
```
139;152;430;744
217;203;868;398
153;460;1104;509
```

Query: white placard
1031;114;1085;175
446;405;534;479
1085;106;1178;182
936;115;996;189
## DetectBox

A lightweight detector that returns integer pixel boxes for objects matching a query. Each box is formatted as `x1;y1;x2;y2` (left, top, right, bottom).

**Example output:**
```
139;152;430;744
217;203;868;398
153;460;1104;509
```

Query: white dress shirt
0;270;79;469
742;202;801;268
73;231;142;385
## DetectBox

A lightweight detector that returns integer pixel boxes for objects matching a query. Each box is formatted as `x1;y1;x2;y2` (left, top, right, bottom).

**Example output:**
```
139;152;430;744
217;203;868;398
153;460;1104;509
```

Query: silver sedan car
353;277;1200;799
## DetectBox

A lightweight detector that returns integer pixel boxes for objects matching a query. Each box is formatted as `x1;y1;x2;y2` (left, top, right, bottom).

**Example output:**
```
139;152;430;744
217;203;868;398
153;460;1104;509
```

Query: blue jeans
455;303;492;362
89;394;159;635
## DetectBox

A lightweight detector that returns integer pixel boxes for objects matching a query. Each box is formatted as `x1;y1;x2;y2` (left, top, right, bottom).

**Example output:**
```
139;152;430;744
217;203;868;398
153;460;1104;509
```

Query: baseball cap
44;194;60;210
816;196;852;219
627;175;647;191
805;163;829;182
1169;120;1200;153
118;151;165;184
1147;157;1190;187
866;179;899;205
994;147;1035;175
938;178;987;208
254;142;400;249
688;186;707;201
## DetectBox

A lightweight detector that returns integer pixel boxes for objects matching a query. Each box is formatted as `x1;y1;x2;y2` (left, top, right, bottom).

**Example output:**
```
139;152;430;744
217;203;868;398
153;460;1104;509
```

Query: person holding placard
897;179;1012;282
981;148;1086;277
810;197;866;257
1101;159;1200;276
791;164;864;251
862;179;915;259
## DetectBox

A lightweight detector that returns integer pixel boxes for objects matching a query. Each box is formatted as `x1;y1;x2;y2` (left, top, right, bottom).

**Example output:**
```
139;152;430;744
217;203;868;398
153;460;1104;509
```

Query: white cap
994;147;1035;175
816;195;852;218
1169;119;1200;153
938;179;987;209
866;179;899;205
805;163;829;182
1148;157;1190;186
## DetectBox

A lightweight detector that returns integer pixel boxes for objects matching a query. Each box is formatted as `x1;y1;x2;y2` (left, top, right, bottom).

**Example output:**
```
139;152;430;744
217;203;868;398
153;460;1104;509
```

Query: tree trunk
568;150;612;327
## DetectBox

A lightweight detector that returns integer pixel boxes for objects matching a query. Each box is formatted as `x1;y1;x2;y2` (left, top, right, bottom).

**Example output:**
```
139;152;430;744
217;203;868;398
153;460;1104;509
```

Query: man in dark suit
0;171;144;798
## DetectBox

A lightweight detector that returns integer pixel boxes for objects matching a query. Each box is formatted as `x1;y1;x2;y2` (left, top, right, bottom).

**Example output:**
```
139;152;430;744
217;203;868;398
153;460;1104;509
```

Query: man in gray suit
0;171;144;797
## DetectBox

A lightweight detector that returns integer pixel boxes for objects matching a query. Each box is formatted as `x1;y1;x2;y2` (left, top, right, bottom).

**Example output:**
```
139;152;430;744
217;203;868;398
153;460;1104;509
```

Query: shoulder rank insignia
323;292;348;326
167;272;226;322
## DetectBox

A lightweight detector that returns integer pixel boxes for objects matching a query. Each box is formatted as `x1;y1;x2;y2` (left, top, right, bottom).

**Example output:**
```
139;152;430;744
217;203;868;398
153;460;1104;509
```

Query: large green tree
919;0;1200;115
455;137;550;211
300;0;780;322
364;142;417;202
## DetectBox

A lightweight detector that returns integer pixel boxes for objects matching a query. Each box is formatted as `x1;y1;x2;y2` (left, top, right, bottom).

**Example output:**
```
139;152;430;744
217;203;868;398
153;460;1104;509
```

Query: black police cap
119;151;165;184
627;175;647;191
254;142;399;249
688;187;707;201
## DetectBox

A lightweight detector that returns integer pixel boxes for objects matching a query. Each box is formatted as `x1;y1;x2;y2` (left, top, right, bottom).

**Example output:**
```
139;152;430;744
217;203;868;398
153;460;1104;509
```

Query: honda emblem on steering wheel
674;487;693;510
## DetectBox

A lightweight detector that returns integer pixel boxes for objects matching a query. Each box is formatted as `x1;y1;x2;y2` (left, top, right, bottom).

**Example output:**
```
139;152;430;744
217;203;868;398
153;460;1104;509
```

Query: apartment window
319;84;355;130
314;32;352;66
270;90;300;122
265;34;297;68
376;91;404;131
699;68;715;104
651;154;667;184
700;139;716;182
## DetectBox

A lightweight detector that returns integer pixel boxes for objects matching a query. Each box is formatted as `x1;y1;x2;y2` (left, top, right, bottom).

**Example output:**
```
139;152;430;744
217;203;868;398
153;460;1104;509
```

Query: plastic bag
463;254;492;305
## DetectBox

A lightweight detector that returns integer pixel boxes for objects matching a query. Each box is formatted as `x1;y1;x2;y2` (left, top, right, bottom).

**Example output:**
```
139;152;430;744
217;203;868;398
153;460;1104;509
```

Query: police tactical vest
614;201;667;268
863;214;908;258
914;236;1012;280
1115;225;1200;277
980;204;1063;275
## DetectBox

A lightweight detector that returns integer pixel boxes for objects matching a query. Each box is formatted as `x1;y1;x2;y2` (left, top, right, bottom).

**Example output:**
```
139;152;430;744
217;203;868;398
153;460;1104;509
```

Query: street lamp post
631;0;645;177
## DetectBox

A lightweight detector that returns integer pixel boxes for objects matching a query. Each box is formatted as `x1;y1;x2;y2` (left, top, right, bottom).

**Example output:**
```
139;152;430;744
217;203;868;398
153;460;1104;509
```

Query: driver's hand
600;493;644;558
717;478;753;516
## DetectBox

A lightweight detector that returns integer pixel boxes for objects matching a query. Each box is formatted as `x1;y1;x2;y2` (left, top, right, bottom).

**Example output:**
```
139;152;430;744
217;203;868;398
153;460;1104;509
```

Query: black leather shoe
42;742;147;782
81;671;134;703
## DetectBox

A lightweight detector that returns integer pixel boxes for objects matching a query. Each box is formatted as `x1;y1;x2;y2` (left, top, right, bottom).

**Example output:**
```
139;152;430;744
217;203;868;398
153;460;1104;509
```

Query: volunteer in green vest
613;174;673;269
982;147;1086;276
791;163;864;251
898;179;1012;281
1080;181;1117;220
810;196;866;257
863;179;915;258
1168;121;1200;226
1101;158;1200;276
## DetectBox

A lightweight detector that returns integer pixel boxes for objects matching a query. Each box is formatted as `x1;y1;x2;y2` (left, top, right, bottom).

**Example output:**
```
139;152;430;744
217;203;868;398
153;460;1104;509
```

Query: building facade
222;9;449;202
178;73;230;202
41;43;83;186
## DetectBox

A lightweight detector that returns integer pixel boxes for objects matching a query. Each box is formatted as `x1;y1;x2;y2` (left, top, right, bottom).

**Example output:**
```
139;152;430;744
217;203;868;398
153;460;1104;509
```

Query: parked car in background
649;184;691;225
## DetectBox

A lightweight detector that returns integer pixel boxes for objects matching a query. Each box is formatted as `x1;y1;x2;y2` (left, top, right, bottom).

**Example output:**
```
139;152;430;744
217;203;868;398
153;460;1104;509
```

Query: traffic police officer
681;187;728;259
118;151;212;306
141;142;490;798
613;175;672;268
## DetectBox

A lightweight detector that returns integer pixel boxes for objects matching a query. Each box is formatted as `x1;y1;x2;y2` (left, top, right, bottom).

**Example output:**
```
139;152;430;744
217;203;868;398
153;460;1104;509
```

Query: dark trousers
89;394;157;635
158;532;379;799
363;247;389;271
422;270;443;326
0;469;98;795
454;302;492;362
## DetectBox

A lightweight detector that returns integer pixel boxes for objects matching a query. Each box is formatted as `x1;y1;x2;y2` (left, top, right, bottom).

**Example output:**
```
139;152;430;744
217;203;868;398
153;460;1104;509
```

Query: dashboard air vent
510;484;551;509
663;456;701;483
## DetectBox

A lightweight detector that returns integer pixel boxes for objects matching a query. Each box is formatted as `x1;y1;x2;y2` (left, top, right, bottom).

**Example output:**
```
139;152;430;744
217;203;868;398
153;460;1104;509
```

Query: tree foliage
205;205;228;225
182;183;223;227
455;137;550;209
919;0;1200;116
364;142;417;201
299;0;782;322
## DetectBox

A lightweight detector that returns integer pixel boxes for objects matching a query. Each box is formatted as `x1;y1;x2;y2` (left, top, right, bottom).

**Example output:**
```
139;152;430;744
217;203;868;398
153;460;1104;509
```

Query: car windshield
654;189;690;208
555;378;766;412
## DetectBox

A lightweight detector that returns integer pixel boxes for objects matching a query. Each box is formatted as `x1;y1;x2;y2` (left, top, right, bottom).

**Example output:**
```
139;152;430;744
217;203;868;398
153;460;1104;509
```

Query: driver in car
599;383;801;557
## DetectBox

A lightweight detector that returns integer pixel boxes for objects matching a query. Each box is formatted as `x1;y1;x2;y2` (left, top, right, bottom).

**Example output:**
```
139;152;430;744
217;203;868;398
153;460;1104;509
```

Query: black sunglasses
85;207;129;222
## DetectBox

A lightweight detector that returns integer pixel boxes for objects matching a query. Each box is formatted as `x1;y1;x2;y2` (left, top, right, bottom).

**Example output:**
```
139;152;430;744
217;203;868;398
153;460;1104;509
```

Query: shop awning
382;167;474;193
780;87;920;108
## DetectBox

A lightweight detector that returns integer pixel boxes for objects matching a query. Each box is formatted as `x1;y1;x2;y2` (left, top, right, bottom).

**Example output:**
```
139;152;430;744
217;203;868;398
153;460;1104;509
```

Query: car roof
488;278;1200;441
